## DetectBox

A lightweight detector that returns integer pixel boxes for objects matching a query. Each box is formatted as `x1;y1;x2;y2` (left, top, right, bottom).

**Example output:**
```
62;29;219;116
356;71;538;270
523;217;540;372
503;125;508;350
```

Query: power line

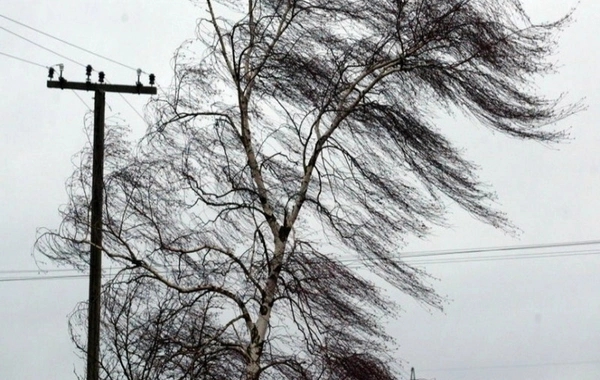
0;34;138;115
396;238;600;259
72;90;93;111
4;239;598;275
0;274;88;282
0;21;154;122
342;249;600;270
0;266;170;283
334;239;600;267
0;25;86;68
116;92;147;123
0;268;80;275
2;239;599;282
422;359;600;372
0;29;150;124
104;79;150;124
0;13;170;99
403;248;600;266
0;50;47;68
0;51;93;110
0;13;145;73
1;13;168;101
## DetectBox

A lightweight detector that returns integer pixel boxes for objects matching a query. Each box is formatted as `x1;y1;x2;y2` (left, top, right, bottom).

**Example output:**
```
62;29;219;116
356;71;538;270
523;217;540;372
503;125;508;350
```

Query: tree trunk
246;353;261;380
245;235;288;379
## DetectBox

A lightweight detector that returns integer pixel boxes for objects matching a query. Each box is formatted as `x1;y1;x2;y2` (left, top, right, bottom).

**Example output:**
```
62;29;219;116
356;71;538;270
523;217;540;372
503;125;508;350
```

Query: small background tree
37;1;579;379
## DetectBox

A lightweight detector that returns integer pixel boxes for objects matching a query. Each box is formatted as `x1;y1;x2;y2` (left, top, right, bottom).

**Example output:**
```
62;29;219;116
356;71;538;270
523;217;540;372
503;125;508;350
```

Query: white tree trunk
245;237;287;380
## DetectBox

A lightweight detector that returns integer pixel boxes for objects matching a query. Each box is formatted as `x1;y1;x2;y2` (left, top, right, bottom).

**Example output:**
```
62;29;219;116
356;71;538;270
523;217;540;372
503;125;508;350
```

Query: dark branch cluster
69;277;246;380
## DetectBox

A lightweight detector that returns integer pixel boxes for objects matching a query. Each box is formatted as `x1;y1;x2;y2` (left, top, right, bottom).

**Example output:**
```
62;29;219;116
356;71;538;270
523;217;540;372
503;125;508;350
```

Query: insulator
98;71;105;83
149;73;155;86
86;65;93;77
48;67;55;79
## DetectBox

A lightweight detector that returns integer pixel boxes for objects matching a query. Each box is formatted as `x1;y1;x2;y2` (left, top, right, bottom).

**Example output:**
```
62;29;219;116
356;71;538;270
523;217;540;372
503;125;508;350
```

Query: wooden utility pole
47;65;156;380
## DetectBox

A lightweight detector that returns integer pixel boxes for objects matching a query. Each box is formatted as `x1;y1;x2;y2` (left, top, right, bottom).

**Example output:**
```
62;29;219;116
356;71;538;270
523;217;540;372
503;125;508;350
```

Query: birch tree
38;0;578;379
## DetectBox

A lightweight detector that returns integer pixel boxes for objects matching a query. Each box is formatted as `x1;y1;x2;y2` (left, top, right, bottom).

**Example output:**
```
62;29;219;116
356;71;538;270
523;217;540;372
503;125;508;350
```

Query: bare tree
38;1;579;379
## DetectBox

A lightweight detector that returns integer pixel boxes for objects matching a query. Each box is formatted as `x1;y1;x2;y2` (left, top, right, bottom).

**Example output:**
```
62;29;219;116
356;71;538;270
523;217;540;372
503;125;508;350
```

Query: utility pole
47;64;156;380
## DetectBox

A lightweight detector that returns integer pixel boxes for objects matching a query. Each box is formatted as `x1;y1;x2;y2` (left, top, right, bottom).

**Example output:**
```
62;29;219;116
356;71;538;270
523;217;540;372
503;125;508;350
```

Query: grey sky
0;1;598;379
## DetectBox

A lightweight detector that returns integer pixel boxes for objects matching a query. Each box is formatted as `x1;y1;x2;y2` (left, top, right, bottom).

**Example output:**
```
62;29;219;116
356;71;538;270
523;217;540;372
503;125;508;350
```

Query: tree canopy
38;1;578;379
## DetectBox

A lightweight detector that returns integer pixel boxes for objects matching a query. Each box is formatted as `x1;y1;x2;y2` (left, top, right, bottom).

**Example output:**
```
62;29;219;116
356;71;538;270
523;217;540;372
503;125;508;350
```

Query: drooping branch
38;1;579;379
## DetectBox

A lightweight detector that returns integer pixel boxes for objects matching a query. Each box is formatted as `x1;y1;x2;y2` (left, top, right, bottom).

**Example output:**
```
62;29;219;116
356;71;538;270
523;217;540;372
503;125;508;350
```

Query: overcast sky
0;1;598;379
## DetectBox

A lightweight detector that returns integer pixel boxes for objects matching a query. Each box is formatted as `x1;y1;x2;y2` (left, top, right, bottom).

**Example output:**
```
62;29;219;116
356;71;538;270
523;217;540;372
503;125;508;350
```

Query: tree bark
245;234;288;379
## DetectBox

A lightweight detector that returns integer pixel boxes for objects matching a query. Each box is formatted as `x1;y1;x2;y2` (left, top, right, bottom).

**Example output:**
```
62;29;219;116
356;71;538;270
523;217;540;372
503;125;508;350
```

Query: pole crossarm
47;80;157;95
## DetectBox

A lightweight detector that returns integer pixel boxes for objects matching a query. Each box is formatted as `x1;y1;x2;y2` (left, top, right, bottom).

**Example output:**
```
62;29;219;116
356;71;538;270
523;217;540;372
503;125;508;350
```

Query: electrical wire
0;50;47;68
103;79;150;124
332;239;600;268
71;90;93;111
0;13;143;73
1;24;153;123
363;248;600;267
117;92;147;123
0;268;172;283
0;12;168;100
0;274;89;282
341;249;600;270
395;238;600;259
421;359;600;372
0;25;86;68
3;238;598;275
0;50;92;111
2;239;599;282
0;268;80;275
0;13;150;75
0;25;151;125
1;13;168;102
